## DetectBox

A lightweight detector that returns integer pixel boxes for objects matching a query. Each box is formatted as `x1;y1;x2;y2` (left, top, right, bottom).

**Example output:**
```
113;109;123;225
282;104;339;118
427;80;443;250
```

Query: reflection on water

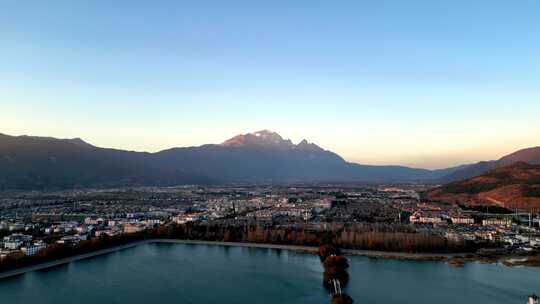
0;243;538;304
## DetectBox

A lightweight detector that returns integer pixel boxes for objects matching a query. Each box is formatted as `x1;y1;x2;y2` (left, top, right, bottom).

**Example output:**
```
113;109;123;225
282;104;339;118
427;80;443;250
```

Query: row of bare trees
155;222;471;253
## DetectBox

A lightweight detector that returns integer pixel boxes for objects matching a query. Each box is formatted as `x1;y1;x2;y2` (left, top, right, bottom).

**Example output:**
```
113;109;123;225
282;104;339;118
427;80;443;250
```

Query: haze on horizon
1;1;539;170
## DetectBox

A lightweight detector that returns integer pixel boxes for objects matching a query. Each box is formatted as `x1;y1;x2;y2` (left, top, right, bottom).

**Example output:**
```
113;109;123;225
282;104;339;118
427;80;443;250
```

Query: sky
1;0;539;169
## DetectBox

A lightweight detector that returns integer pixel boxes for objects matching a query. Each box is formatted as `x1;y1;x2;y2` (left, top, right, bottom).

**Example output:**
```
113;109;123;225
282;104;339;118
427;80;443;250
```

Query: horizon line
3;130;532;171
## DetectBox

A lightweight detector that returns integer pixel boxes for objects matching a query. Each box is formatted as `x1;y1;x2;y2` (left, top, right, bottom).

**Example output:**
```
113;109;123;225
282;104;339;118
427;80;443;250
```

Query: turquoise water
0;243;538;303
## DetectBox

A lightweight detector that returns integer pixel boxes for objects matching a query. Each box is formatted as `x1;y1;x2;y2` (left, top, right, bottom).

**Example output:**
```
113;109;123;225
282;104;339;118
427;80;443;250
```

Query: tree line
155;221;471;253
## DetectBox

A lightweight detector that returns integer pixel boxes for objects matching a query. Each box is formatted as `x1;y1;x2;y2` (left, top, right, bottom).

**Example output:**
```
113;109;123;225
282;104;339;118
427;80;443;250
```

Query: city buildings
0;185;538;262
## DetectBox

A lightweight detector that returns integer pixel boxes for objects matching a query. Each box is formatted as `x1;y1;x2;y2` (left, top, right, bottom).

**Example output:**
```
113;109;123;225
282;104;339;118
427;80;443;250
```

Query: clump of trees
319;240;353;303
323;267;349;290
319;244;342;261
323;255;349;269
442;182;499;194
320;247;350;290
331;294;354;304
522;185;540;198
458;204;513;214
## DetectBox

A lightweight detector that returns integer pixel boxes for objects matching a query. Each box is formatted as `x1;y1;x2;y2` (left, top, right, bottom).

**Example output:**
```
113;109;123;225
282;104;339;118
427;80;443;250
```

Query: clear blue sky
1;0;539;169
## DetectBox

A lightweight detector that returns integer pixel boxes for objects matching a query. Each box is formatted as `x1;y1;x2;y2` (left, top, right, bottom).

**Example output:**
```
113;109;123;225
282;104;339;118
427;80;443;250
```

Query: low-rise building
172;213;204;224
123;223;145;234
21;241;46;256
482;218;512;226
8;223;24;231
57;235;81;245
451;217;474;225
3;234;32;250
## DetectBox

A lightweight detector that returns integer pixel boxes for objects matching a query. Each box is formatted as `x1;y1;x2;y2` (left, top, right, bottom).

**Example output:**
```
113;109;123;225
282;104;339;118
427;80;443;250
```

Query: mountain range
0;130;539;190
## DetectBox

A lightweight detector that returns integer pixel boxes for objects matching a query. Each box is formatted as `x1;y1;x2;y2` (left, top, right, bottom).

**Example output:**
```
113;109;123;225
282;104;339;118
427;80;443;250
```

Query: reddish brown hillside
425;162;540;210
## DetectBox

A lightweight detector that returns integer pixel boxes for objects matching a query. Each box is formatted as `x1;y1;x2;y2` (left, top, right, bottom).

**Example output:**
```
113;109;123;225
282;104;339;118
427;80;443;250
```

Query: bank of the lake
0;239;471;280
0;242;538;304
2;239;539;280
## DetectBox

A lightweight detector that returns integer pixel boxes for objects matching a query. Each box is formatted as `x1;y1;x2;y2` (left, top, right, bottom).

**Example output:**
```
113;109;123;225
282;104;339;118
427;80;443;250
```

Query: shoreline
342;248;465;260
0;241;148;280
0;240;523;280
153;240;469;260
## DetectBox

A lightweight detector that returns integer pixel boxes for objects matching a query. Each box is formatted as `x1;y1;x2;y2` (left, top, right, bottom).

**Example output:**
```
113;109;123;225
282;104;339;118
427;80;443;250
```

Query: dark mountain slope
0;134;210;190
437;161;497;183
437;146;540;183
497;146;540;167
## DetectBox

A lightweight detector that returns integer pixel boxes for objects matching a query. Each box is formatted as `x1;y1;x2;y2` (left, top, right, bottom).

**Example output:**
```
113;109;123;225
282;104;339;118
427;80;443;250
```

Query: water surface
0;243;538;303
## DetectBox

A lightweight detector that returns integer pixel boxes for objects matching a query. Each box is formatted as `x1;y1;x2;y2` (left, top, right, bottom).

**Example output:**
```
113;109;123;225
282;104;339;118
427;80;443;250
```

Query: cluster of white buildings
409;202;540;250
245;198;332;222
181;196;332;224
0;213;165;261
83;217;162;235
1;234;47;259
172;213;206;224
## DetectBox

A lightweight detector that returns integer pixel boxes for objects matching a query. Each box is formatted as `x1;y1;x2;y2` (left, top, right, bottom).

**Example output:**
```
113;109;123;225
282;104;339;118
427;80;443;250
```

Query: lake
0;243;538;303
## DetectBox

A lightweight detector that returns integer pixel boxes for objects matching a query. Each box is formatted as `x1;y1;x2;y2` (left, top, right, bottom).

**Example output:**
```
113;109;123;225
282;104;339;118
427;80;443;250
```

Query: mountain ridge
436;146;540;183
1;131;538;190
425;162;540;210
